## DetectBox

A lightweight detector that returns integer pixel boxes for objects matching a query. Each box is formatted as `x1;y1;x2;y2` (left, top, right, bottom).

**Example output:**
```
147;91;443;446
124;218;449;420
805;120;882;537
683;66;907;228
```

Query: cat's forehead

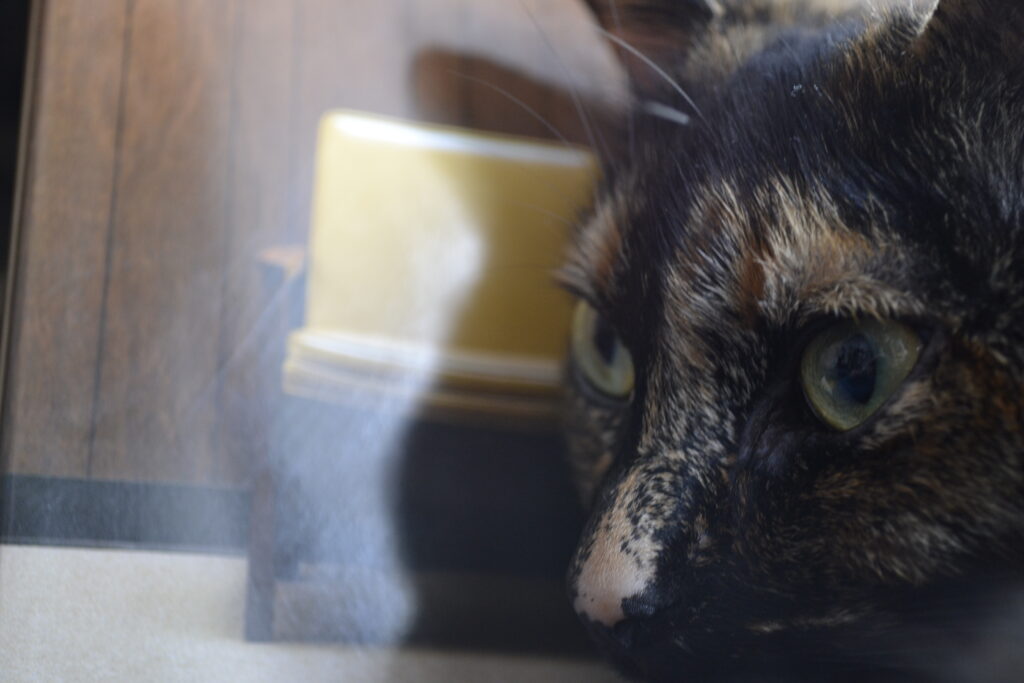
567;7;1023;338
568;170;926;340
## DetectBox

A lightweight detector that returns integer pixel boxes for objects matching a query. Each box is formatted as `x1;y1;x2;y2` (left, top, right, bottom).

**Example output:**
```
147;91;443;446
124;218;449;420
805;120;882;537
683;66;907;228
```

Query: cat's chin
601;635;926;683
604;645;845;683
591;583;1024;683
585;616;841;683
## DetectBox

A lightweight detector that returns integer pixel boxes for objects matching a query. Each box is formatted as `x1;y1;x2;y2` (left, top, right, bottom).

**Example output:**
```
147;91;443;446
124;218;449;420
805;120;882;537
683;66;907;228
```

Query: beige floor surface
0;544;621;682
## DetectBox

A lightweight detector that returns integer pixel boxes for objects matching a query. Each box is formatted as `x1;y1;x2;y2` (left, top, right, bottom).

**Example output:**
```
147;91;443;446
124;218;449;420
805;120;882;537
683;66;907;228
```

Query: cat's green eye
571;301;635;399
800;318;921;431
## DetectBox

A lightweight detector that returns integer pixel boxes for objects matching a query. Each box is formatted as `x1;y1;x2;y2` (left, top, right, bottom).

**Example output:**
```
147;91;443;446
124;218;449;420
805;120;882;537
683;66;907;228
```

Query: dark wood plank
89;0;238;483
407;0;619;144
412;49;471;128
408;0;470;127
2;0;128;477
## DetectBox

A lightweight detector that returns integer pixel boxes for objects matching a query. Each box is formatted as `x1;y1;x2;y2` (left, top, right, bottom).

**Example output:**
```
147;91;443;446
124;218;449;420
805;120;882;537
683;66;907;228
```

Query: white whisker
447;69;572;146
596;27;708;125
521;2;612;160
643;100;692;127
608;0;638;163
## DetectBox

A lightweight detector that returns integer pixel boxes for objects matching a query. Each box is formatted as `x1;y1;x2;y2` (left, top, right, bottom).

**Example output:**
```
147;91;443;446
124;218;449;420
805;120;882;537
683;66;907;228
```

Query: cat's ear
583;0;721;93
915;0;1024;61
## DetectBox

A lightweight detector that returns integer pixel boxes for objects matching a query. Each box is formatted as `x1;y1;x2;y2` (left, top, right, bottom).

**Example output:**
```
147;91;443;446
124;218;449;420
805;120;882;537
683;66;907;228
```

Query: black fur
564;1;1024;680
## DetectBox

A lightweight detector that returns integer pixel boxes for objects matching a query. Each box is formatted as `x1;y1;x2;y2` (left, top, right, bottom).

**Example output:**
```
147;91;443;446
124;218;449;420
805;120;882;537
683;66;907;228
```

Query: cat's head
563;1;1024;680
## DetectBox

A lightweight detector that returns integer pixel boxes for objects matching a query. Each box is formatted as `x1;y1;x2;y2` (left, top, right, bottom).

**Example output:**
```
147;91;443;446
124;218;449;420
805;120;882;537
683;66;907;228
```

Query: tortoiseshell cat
561;1;1024;680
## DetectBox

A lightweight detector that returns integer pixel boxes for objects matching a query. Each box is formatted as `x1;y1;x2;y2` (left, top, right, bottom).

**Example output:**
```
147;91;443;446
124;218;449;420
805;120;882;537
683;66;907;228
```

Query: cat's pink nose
571;531;656;628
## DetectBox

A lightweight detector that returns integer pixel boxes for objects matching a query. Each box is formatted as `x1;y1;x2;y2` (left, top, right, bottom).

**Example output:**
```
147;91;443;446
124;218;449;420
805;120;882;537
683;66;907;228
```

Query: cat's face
563;1;1024;680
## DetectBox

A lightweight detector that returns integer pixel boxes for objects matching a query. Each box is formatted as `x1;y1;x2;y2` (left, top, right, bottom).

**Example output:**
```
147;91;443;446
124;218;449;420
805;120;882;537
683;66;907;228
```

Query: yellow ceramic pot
285;110;598;426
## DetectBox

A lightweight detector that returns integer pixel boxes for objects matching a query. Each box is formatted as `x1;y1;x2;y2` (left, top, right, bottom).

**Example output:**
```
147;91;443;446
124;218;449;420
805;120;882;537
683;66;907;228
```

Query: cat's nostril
621;593;660;620
572;571;671;634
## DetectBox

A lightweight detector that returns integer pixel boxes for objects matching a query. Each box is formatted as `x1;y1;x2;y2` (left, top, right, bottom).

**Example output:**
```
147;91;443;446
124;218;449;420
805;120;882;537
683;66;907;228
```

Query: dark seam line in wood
86;0;136;477
211;0;244;482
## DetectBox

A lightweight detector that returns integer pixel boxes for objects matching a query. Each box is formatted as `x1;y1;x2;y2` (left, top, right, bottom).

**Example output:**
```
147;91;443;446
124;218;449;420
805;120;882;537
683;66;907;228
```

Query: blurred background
0;0;629;680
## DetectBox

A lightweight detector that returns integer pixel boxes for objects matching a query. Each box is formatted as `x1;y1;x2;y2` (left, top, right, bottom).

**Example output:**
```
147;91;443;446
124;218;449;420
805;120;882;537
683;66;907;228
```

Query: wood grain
3;0;128;477
88;0;237;482
5;0;621;484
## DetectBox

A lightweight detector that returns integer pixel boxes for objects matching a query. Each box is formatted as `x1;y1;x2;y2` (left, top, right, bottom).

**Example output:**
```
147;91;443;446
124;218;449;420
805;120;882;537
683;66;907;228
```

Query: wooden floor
1;0;622;485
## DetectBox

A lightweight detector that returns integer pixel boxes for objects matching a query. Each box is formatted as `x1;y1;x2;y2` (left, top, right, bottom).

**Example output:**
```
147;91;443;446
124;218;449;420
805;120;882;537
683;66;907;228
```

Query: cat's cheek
855;376;935;449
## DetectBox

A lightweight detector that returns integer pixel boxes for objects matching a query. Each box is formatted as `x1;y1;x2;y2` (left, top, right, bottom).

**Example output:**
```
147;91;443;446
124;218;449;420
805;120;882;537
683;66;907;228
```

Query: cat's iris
800;318;921;431
571;301;634;399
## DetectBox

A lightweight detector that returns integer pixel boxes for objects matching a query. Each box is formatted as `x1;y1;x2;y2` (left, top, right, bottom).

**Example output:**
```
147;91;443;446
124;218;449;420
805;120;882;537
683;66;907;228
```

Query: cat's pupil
828;333;877;405
593;317;619;365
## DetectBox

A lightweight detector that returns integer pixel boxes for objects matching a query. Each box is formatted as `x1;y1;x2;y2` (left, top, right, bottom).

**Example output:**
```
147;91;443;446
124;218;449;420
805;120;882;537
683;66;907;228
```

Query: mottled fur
563;0;1024;680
